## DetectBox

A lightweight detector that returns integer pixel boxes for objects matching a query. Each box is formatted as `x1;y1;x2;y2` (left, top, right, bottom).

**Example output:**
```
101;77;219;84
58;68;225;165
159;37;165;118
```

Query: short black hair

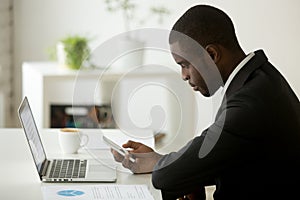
169;5;240;51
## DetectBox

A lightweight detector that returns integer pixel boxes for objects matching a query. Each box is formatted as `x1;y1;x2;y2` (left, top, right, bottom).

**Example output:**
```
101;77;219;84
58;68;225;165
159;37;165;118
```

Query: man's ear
205;44;221;63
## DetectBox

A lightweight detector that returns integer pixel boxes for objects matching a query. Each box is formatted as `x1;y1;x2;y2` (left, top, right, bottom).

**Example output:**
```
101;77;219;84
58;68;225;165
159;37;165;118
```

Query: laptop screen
18;97;46;173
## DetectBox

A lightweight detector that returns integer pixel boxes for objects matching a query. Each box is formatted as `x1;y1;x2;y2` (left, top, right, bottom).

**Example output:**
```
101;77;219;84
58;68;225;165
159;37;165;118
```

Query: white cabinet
22;62;197;150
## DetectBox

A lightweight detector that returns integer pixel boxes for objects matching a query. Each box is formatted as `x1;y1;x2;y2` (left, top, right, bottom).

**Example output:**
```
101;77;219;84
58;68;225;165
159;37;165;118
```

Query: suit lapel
215;50;269;120
225;50;268;97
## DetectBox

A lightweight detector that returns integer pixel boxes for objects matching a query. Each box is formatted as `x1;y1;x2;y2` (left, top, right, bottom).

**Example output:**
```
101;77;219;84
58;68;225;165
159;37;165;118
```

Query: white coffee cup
58;128;89;154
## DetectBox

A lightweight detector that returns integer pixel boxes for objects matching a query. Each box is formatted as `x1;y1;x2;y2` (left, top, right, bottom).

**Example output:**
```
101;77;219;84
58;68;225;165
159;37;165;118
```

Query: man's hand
123;140;154;153
111;140;162;174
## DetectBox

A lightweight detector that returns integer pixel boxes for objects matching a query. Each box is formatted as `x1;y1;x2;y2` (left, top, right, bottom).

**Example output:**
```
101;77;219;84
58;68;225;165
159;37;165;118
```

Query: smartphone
103;136;135;162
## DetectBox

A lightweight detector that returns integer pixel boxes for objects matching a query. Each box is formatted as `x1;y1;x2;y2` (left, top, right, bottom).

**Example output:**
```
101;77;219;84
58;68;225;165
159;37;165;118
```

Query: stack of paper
42;184;154;200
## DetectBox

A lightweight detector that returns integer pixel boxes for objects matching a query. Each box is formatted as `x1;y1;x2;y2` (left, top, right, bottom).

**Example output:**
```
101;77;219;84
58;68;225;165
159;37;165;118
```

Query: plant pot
56;42;68;68
111;39;145;71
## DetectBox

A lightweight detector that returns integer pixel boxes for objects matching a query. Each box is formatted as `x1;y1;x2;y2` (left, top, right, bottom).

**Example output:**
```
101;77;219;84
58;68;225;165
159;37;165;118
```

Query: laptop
18;96;117;183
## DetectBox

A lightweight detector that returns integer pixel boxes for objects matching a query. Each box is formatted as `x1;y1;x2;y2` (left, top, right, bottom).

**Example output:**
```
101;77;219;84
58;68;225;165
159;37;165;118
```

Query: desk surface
0;129;162;199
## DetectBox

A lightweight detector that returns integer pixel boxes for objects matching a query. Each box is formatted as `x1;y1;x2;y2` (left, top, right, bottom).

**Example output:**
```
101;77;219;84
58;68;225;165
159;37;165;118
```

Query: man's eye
181;64;188;69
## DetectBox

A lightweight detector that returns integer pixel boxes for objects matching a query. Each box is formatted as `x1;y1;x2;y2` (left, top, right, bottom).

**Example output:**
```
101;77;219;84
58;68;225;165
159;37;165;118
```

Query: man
112;5;300;199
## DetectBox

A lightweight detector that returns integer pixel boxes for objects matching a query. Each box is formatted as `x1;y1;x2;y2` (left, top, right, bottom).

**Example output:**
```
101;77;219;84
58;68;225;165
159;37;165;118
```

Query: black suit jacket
152;50;300;199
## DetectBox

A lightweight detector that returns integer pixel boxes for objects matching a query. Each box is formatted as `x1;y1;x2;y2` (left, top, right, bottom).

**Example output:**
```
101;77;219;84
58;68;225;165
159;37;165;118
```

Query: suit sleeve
152;92;267;195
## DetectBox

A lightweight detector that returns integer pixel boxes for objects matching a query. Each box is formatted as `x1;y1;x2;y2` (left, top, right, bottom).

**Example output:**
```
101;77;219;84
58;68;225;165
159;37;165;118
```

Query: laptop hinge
41;160;50;177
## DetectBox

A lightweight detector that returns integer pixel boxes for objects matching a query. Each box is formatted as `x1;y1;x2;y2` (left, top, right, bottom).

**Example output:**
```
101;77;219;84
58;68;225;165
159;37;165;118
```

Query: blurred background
0;0;299;143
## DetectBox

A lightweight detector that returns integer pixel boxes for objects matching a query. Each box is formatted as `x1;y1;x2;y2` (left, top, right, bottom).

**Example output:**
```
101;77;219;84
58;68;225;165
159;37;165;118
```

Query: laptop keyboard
49;159;87;179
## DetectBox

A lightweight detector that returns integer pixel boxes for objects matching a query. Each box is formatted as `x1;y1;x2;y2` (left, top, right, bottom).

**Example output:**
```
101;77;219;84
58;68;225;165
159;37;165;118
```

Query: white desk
0;128;216;199
0;128;162;199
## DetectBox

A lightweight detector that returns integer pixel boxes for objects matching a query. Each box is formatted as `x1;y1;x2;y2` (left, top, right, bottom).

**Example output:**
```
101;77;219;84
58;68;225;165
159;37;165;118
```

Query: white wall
12;0;300;135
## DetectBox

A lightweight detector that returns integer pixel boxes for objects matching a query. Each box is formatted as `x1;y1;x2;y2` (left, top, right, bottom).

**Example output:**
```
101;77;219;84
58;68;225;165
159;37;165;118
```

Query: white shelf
22;62;196;149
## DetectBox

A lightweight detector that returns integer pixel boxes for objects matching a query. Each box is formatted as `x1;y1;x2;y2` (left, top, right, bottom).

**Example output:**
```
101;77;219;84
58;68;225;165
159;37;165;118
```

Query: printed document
42;184;154;200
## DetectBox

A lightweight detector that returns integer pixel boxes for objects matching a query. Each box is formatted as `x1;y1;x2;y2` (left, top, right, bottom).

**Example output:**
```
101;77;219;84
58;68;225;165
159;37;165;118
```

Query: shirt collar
221;52;255;95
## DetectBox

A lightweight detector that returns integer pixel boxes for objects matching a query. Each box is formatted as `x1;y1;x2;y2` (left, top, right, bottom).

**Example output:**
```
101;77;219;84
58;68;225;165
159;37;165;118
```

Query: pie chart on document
57;190;85;197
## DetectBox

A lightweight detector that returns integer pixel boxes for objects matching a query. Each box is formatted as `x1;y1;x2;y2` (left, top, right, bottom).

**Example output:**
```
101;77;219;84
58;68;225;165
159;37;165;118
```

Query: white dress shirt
210;52;255;121
221;52;255;97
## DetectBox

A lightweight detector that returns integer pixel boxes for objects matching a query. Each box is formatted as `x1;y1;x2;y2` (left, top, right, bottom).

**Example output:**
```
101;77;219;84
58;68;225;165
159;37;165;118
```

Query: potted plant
104;0;170;32
56;35;90;70
103;0;170;69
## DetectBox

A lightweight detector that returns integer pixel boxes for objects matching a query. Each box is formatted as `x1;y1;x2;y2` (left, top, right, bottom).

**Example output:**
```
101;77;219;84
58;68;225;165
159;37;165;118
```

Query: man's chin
200;91;211;97
199;86;222;97
198;87;211;97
